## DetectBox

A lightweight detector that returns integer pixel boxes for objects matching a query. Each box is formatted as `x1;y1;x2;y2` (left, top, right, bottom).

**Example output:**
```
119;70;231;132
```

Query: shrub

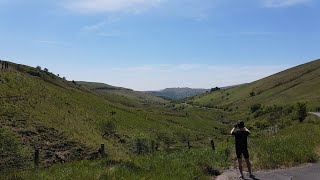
250;103;261;113
132;138;149;155
210;87;220;92
99;121;116;137
294;102;307;123
27;70;42;77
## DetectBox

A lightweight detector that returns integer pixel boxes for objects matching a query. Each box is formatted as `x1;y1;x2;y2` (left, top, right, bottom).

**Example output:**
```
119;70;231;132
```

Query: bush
210;87;220;92
0;129;31;171
250;103;261;113
99;121;116;137
27;70;42;77
132;138;149;155
294;102;307;123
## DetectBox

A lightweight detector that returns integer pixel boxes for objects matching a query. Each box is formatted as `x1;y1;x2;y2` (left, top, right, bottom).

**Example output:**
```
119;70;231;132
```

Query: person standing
230;121;255;179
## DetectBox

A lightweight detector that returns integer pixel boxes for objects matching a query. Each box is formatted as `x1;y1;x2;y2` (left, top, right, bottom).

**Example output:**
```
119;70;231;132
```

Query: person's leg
238;158;244;178
245;158;252;175
244;149;254;177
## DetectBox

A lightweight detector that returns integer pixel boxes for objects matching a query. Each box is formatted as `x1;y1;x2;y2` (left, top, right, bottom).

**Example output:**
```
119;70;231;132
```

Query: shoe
249;174;255;179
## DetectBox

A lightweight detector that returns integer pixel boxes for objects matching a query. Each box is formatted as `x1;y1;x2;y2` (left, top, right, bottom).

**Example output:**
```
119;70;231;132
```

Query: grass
0;62;228;170
250;123;320;169
186;59;320;111
2;60;320;179
77;81;168;108
2;146;231;180
3;120;320;179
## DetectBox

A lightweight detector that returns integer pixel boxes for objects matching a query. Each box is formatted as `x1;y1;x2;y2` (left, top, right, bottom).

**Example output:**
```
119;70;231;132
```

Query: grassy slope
188;59;320;110
77;81;168;108
2;59;320;179
0;62;227;169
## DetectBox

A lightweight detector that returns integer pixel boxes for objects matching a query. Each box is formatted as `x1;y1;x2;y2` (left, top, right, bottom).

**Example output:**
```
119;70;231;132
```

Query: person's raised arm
244;127;251;133
231;124;238;134
230;127;236;135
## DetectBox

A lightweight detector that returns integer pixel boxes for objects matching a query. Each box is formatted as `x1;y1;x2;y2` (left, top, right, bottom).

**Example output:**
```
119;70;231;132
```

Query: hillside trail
216;112;320;180
216;162;320;180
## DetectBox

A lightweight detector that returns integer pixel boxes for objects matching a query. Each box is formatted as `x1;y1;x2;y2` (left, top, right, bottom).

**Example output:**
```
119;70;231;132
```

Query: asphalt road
216;163;320;180
308;112;320;117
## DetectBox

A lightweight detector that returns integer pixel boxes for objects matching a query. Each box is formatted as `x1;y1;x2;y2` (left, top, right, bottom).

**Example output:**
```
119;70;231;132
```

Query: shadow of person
250;176;260;180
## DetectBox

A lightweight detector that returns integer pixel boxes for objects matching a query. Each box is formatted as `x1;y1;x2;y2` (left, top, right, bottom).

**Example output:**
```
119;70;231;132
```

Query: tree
295;102;307;123
36;66;42;70
44;68;49;72
210;87;220;92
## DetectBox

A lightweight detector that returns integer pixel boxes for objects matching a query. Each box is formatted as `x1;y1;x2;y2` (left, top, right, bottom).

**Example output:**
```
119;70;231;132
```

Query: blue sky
1;0;319;90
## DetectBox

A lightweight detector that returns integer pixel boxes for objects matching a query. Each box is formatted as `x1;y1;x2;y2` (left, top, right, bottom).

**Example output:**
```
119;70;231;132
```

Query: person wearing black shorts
231;121;255;179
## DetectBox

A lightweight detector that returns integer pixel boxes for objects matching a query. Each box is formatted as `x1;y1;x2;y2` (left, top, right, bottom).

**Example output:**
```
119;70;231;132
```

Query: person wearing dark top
231;121;254;179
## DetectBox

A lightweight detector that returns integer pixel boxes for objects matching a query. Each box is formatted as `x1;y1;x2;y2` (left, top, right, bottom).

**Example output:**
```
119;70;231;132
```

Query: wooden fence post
34;149;39;168
151;140;155;153
210;140;215;151
99;144;105;157
188;141;192;150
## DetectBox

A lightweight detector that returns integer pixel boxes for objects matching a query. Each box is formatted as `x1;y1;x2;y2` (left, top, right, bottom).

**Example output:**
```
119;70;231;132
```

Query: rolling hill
77;81;168;107
185;59;320;111
2;59;320;179
0;61;227;171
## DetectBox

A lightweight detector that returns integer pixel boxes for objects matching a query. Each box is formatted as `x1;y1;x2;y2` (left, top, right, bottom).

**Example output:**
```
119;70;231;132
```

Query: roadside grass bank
2;118;320;179
1;146;230;180
250;123;320;170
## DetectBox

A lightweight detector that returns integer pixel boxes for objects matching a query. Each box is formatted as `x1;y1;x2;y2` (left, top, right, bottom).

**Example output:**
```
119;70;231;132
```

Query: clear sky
1;0;319;90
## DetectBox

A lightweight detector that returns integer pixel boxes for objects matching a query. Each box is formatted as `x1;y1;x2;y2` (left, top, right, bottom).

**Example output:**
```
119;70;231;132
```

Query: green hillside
0;61;227;171
2;60;320;179
77;81;168;108
186;59;320;111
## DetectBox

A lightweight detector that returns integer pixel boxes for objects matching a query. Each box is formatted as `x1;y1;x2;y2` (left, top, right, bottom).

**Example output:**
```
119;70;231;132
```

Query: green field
1;59;320;179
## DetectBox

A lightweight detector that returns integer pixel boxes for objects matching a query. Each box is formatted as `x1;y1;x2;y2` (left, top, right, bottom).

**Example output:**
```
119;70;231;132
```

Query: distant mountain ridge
145;88;210;100
145;84;246;100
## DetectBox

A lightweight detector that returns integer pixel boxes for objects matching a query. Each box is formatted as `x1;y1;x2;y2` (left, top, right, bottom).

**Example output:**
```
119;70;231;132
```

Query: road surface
308;112;320;117
216;162;320;180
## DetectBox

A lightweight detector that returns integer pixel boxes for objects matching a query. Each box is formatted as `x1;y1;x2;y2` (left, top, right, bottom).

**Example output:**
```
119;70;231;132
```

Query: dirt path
216;162;320;180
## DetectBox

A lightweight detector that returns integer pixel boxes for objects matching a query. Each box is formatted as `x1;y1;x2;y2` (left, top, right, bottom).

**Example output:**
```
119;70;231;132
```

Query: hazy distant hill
145;87;210;100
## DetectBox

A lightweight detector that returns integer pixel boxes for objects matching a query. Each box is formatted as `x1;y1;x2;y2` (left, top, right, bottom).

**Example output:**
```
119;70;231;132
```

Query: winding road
216;112;320;180
308;112;320;117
